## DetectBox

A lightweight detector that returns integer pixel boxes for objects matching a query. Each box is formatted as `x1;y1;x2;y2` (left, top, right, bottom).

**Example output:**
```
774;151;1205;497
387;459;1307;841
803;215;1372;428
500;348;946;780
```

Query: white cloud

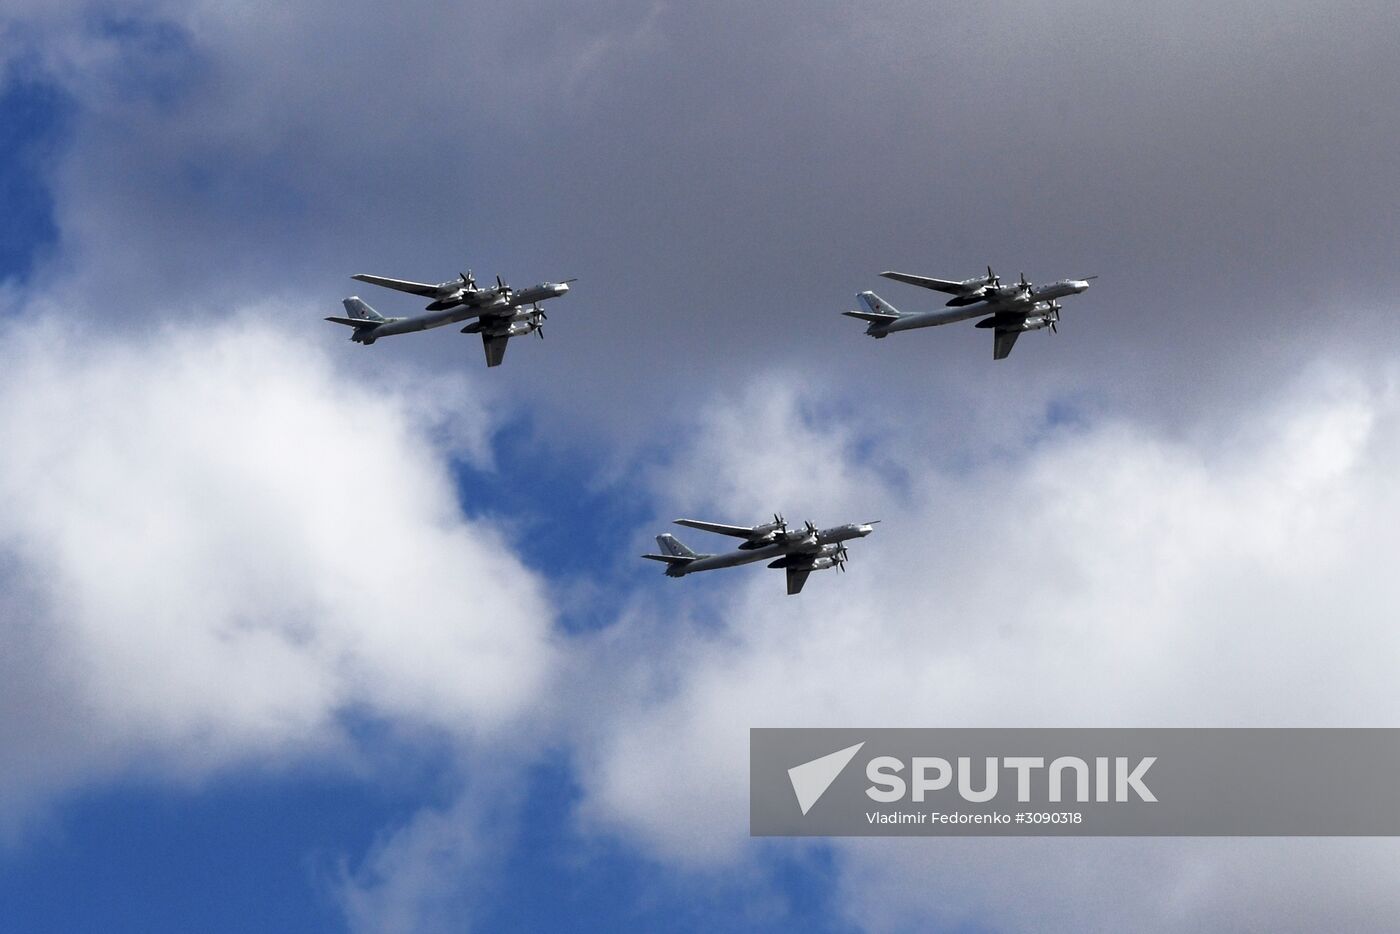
835;836;1400;933
337;791;492;934
0;313;557;825
6;1;1400;926
576;362;1400;926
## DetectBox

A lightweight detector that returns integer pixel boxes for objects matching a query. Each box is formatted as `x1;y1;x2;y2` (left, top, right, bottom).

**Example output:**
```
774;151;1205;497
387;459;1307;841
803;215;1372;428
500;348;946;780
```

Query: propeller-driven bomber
845;266;1096;359
325;253;1098;594
643;515;878;595
326;265;575;367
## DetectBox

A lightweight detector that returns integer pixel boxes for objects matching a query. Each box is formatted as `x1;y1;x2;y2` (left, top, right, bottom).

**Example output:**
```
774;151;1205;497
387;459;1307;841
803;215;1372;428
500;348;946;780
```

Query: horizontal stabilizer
843;310;899;323
324;316;380;328
641;553;695;565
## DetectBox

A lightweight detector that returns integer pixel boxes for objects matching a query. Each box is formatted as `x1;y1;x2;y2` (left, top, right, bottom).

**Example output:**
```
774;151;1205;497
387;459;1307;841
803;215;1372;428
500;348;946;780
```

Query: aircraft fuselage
674;523;875;576
868;279;1090;337
353;282;570;343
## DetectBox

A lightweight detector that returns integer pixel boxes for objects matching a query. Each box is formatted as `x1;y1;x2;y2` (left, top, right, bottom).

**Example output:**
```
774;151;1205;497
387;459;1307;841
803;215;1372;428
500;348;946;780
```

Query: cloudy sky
2;1;1399;930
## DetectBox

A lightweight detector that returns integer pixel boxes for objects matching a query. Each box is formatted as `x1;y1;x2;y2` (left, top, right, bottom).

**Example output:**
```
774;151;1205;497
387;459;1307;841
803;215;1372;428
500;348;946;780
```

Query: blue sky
0;80;63;281
3;3;1400;932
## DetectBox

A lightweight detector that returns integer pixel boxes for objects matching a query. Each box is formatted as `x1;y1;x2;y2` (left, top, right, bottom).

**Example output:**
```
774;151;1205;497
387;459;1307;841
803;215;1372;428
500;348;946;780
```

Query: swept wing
880;271;975;295
482;334;510;368
673;518;767;538
350;274;441;297
993;327;1022;360
785;566;814;595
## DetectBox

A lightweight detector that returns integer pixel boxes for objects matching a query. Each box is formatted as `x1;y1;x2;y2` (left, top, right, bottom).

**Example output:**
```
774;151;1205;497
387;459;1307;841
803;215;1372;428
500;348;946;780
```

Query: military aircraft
642;514;877;595
326;267;574;367
844;266;1095;359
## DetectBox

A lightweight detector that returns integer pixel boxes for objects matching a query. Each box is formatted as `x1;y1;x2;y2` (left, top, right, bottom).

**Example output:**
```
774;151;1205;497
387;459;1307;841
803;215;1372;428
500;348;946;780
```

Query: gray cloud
4;0;1397;444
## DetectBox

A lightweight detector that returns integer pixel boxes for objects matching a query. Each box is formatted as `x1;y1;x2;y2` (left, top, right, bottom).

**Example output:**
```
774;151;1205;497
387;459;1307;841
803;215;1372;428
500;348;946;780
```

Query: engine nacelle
947;287;989;307
476;320;541;339
781;528;817;546
505;321;541;337
738;524;783;549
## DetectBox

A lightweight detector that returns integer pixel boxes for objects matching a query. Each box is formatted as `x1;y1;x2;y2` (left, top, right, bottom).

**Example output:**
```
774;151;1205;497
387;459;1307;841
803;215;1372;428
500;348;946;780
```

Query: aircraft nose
858;522;878;537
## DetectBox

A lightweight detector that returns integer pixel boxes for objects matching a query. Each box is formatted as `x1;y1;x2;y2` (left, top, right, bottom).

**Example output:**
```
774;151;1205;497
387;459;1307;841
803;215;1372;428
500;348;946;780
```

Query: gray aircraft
326;268;574;367
844;266;1095;359
643;514;877;595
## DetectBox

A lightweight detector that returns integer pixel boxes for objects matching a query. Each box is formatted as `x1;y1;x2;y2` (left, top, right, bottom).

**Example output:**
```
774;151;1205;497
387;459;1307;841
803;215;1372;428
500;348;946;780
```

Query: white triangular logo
788;742;865;816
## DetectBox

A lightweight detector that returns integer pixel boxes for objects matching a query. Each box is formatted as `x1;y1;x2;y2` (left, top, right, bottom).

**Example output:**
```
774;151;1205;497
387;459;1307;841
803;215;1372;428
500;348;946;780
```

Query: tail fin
644;532;705;576
642;533;703;577
843;291;902;327
342;297;386;322
656;533;697;558
858;292;900;317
